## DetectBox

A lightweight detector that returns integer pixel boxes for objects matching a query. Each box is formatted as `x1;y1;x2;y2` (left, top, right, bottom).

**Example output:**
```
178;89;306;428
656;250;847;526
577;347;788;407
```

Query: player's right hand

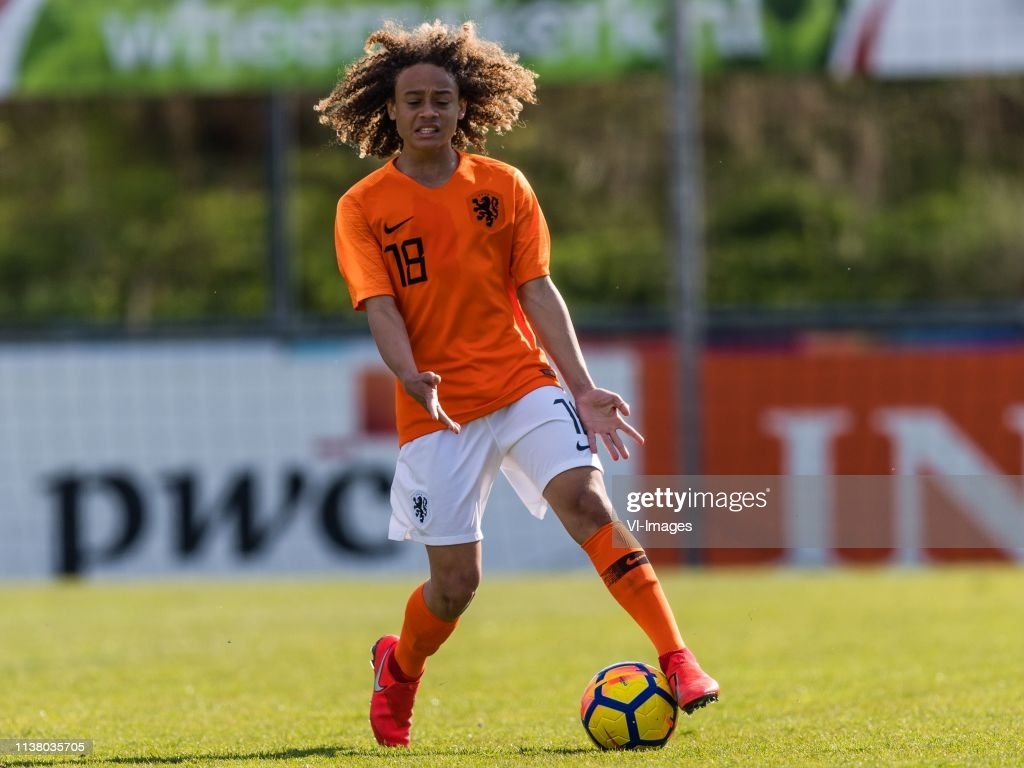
403;371;461;433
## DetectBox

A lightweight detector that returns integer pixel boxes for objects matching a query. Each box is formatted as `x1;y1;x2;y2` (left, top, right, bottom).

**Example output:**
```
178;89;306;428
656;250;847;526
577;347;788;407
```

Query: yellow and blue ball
580;661;677;749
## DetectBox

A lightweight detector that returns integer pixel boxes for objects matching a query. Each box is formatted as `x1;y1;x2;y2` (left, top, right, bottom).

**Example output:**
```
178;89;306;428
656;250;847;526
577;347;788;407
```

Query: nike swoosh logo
625;553;648;567
383;216;413;235
576;441;590;451
373;646;391;692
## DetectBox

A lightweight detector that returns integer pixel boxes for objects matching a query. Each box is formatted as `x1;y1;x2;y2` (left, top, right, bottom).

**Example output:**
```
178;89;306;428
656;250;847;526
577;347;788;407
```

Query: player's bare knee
546;467;602;509
546;469;615;543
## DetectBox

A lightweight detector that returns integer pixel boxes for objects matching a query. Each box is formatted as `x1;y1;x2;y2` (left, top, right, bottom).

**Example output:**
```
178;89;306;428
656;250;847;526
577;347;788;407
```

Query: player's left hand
574;388;645;461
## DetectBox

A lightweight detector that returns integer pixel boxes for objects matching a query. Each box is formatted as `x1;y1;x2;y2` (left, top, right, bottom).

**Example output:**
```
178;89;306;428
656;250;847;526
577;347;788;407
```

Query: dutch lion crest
411;493;429;524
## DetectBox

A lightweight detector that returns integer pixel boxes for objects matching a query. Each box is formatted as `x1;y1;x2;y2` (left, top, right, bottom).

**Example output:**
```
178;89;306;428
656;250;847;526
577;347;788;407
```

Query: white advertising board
0;338;640;580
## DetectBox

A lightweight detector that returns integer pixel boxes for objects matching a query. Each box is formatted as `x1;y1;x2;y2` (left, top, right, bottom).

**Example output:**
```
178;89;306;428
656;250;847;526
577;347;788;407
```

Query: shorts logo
412;493;429;524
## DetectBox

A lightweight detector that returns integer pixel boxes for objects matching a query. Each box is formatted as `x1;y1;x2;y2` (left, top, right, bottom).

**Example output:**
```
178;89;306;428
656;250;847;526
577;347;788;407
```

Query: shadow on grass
2;742;595;766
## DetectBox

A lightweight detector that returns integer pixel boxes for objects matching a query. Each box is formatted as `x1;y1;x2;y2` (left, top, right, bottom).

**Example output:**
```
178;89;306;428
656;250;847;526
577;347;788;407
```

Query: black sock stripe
600;551;649;587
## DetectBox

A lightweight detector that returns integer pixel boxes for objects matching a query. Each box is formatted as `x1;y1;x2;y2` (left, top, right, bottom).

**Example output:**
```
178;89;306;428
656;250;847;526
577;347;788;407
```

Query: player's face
388;63;466;154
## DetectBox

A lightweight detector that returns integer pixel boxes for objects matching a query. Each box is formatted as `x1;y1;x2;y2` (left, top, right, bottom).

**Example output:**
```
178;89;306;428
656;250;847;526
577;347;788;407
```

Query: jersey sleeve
509;168;552;287
334;193;394;311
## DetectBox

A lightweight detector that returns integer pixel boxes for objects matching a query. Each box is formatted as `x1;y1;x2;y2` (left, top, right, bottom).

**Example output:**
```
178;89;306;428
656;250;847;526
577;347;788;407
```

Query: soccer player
316;19;719;748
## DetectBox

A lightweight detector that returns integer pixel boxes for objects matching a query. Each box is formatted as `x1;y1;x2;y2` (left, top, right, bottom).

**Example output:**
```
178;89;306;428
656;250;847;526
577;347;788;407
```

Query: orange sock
393;583;459;679
582;521;684;657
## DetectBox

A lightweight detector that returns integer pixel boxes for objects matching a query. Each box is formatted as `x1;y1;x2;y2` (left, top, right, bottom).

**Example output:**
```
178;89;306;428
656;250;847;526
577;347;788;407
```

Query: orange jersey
335;153;559;445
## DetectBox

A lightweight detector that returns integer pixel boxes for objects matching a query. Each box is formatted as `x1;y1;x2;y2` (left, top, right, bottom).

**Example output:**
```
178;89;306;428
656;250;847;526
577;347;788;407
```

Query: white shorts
389;385;603;545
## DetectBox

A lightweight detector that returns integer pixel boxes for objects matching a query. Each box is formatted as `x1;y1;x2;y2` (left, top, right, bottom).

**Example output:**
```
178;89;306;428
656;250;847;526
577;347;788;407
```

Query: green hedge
1;76;1023;329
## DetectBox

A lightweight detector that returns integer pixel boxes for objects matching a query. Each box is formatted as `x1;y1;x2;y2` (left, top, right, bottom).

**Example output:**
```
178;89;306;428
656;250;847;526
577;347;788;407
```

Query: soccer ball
580;661;677;750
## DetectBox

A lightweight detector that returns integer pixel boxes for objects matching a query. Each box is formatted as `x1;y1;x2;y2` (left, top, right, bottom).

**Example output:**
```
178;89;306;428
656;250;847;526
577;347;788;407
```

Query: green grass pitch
2;565;1022;767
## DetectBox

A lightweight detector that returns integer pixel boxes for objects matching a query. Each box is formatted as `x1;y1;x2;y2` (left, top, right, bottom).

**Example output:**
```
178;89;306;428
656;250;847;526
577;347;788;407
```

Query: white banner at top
830;0;1024;77
2;0;1024;100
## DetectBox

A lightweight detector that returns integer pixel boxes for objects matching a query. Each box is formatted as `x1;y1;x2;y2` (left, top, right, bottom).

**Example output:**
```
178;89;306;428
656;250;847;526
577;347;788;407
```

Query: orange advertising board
637;338;1024;565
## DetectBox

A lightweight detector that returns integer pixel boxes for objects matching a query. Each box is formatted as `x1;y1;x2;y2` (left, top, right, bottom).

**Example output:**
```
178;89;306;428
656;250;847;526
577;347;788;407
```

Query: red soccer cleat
661;647;720;715
369;635;420;747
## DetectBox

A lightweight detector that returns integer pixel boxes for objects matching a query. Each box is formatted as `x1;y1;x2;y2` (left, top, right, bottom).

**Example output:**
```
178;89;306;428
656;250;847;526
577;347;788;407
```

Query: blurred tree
1;75;1023;331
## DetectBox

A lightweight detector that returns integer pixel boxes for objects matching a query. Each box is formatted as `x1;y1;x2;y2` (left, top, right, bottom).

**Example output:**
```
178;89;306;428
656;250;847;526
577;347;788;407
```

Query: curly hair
315;20;538;158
